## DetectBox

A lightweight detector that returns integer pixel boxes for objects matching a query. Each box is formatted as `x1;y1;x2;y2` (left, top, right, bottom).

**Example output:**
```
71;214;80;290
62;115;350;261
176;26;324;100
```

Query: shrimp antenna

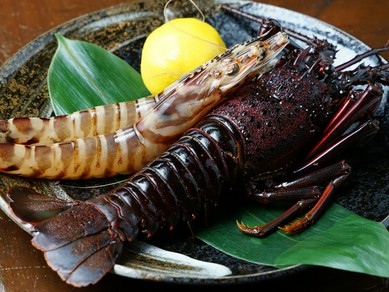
163;0;205;22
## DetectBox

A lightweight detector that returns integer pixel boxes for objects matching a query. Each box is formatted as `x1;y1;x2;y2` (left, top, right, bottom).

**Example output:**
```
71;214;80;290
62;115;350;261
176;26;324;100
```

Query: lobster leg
294;84;382;175
295;119;379;175
280;165;349;234
302;84;383;164
237;198;317;237
238;161;350;237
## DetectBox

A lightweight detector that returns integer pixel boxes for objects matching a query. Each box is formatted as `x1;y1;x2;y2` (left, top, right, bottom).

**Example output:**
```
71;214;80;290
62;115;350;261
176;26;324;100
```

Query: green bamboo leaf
47;33;150;115
196;203;389;277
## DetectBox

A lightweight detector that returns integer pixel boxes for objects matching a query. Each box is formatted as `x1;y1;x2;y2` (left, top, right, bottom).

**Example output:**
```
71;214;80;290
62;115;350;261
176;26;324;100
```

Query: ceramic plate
0;0;388;285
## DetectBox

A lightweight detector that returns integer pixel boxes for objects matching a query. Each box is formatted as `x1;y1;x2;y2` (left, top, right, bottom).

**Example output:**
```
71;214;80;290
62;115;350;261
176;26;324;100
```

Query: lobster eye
227;63;240;76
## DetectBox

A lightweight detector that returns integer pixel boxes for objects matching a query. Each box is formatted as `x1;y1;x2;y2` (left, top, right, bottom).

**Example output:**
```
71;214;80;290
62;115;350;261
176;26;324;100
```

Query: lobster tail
6;112;243;287
7;187;126;287
7;187;78;223
37;225;123;287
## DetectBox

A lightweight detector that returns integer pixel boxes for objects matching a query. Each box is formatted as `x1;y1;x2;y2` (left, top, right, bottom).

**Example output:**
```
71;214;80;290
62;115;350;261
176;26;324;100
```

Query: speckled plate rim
0;0;386;286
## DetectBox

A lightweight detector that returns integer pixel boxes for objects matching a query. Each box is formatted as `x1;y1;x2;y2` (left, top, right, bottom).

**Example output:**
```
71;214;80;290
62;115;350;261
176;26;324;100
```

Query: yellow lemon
141;18;227;95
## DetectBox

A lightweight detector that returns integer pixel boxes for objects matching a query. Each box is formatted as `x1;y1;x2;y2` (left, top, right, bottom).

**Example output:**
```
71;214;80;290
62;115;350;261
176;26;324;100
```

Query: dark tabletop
0;0;388;291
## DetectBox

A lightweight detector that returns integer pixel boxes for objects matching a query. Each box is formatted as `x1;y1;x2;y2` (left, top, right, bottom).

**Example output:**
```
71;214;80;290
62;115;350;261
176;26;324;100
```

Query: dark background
0;1;388;291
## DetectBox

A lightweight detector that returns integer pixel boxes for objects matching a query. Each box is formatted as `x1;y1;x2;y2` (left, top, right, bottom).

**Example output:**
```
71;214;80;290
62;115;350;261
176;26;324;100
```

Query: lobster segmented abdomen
7;114;243;287
104;114;243;238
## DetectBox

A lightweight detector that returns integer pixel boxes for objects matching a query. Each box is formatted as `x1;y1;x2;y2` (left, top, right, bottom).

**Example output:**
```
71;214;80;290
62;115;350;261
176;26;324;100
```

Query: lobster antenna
220;4;313;44
59;178;128;189
335;42;389;72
